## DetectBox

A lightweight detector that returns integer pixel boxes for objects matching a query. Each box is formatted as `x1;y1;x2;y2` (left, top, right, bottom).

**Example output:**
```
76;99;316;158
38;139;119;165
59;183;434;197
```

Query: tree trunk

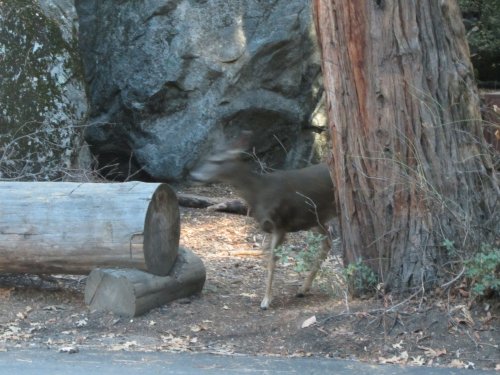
0;182;180;276
313;0;499;290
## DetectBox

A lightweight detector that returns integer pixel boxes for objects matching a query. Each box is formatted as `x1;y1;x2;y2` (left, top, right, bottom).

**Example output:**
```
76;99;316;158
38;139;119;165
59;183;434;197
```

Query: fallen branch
206;200;249;215
177;193;220;208
178;193;248;215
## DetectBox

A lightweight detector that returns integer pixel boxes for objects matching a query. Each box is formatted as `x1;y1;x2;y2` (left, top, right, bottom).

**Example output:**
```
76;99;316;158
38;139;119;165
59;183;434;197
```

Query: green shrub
275;232;326;274
343;259;378;297
465;244;500;297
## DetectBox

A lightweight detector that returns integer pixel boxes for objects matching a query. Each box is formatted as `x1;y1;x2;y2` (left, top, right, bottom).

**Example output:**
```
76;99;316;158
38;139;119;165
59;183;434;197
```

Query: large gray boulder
0;0;88;181
76;0;327;181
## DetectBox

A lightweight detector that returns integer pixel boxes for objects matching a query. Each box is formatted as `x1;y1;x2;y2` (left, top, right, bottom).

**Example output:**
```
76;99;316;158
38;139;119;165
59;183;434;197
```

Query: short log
84;247;205;317
0;181;180;276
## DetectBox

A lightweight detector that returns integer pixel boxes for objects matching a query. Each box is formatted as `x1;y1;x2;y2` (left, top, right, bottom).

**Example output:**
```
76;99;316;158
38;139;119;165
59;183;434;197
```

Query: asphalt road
0;349;496;375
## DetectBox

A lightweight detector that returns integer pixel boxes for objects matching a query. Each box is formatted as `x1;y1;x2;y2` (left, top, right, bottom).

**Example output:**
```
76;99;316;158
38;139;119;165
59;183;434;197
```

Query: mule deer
190;132;337;309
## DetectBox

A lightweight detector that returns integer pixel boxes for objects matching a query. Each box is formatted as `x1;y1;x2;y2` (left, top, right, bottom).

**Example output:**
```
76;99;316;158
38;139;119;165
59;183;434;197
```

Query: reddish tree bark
313;0;498;291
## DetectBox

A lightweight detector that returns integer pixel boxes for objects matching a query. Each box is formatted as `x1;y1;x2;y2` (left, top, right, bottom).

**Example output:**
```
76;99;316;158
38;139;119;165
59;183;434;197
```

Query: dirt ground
0;184;498;370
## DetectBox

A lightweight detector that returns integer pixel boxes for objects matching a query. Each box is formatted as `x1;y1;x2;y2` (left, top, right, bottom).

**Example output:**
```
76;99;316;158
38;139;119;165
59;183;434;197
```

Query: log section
0;181;180;275
84;247;205;317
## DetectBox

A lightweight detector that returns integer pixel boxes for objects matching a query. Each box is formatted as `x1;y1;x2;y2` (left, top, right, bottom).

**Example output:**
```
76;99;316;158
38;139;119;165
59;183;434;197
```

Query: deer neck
225;163;263;205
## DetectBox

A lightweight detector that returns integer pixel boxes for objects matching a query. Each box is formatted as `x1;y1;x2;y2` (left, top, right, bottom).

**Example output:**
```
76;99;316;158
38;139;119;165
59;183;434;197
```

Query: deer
190;132;338;309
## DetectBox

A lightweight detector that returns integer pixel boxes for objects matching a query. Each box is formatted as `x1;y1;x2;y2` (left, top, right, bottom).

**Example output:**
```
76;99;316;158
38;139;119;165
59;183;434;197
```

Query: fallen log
84;247;205;317
0;181;180;276
206;199;248;215
178;193;248;215
177;193;220;208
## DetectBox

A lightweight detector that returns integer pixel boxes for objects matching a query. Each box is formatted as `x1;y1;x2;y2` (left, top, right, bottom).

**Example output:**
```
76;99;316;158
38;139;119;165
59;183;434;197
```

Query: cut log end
143;184;180;276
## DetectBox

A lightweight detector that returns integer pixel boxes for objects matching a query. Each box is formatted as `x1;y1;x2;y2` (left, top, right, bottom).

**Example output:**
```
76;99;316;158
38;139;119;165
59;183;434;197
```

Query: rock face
75;0;327;181
0;0;88;181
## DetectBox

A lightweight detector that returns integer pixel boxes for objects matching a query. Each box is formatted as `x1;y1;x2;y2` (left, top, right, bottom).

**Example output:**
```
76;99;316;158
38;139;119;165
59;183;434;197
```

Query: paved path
0;349;496;374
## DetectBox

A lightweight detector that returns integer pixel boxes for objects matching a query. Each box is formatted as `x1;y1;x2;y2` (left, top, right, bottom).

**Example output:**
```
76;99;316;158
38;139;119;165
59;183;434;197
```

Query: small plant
275;232;326;274
343;259;378;297
465;244;500;297
442;238;457;257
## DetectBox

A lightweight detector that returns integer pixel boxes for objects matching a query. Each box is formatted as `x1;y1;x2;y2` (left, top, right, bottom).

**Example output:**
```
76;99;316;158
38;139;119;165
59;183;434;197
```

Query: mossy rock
0;0;88;180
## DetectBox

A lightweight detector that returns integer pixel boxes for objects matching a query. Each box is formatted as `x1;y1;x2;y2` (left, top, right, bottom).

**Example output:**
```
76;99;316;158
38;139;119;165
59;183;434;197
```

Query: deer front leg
260;230;285;310
297;231;331;297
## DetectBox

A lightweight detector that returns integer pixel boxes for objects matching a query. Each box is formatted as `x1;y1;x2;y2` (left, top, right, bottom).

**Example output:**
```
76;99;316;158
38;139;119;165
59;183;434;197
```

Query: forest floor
0;184;498;371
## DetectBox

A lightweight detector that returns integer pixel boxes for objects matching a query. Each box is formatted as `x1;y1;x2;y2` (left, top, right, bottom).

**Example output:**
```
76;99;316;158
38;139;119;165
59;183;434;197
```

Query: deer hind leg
297;226;331;297
260;230;285;310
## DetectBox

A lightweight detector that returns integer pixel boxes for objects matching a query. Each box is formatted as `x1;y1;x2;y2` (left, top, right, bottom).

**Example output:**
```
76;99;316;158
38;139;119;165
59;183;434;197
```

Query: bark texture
313;0;499;290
